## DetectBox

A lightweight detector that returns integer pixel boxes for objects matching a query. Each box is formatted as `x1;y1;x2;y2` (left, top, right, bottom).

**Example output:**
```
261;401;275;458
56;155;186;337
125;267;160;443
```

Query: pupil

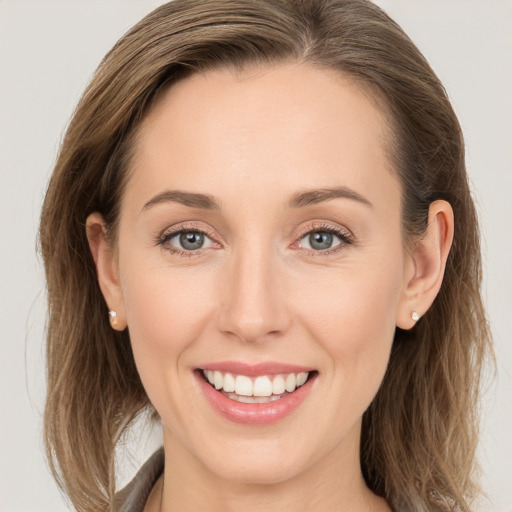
180;232;204;250
309;232;332;250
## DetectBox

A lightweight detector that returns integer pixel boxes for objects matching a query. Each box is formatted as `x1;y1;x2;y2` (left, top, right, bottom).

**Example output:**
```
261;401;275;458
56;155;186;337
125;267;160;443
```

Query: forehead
125;62;398;213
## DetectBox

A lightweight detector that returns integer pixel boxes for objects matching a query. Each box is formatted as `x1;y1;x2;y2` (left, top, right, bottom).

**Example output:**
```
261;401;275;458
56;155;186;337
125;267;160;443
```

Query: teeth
296;372;308;386
214;371;223;390
285;373;296;392
226;393;282;403
235;375;253;396
272;375;285;394
253;376;273;397
202;369;310;398
223;372;235;392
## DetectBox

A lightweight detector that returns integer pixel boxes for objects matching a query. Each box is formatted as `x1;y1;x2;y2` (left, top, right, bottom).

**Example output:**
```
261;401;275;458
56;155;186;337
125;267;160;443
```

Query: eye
299;230;343;251
160;229;216;252
294;223;355;254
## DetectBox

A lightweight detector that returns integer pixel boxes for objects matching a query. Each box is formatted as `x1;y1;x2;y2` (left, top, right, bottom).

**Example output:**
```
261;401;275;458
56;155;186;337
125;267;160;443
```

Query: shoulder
115;448;165;512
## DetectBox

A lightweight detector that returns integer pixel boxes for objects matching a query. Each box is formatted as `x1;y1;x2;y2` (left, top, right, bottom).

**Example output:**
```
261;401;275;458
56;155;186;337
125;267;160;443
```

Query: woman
39;0;492;511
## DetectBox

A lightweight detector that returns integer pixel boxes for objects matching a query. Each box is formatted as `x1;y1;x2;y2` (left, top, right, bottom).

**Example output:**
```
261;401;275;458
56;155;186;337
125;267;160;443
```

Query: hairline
107;59;404;245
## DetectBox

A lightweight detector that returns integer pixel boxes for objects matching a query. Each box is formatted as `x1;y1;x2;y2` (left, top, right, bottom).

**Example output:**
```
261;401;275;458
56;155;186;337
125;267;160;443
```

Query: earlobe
396;200;454;330
86;213;127;331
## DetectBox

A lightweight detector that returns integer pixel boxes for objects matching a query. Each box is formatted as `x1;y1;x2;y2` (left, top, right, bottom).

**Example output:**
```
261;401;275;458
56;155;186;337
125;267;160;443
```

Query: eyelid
159;221;217;240
294;221;354;241
156;221;222;254
155;220;354;257
291;221;355;254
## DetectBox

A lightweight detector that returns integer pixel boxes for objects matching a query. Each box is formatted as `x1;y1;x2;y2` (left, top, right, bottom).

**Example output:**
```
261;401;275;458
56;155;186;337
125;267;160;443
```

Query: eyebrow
141;190;221;212
141;185;372;213
289;186;373;208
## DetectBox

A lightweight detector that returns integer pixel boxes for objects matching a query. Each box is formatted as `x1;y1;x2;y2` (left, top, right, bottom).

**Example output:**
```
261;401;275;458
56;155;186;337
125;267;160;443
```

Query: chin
209;458;303;486
194;435;319;486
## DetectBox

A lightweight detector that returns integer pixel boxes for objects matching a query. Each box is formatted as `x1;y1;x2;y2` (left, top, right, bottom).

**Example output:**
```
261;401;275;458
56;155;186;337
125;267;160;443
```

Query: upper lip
198;361;315;376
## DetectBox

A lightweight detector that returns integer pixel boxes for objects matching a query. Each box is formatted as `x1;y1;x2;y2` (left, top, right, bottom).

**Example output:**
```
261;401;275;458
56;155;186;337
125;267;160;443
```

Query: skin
87;62;453;511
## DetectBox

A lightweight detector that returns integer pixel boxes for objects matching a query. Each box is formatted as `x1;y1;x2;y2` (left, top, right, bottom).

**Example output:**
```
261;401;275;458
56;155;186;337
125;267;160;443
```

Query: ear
86;213;127;331
396;200;454;330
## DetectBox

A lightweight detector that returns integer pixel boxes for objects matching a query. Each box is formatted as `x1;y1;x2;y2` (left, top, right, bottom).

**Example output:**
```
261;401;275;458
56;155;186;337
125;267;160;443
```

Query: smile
202;370;310;403
196;363;317;425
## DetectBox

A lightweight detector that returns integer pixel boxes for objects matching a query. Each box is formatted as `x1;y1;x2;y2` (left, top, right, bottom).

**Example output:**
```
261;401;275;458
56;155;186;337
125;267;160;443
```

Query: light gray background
1;1;510;511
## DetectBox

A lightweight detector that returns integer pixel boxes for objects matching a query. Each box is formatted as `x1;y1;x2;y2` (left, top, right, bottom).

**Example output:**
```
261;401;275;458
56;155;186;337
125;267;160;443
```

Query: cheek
118;257;218;409
296;259;402;343
292;257;403;409
122;262;213;351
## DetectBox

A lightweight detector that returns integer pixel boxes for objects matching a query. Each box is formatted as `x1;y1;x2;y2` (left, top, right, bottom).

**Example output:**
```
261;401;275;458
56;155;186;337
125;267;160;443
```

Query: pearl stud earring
411;311;420;322
109;310;117;325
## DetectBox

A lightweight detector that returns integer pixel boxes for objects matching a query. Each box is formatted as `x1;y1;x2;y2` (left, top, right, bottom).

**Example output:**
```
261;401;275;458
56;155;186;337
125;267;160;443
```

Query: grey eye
178;231;205;250
300;231;341;251
161;228;216;253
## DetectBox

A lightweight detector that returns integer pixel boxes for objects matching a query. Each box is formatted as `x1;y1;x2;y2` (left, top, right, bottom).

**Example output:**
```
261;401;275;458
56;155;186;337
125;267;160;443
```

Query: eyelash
156;222;218;257
156;222;354;257
294;222;354;256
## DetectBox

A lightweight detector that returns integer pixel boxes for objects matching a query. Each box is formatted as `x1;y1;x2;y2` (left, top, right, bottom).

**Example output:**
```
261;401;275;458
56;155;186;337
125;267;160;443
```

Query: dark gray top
116;448;165;512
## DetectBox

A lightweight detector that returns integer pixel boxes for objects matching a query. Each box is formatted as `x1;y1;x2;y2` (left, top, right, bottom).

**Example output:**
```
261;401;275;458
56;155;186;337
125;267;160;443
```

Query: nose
216;243;291;344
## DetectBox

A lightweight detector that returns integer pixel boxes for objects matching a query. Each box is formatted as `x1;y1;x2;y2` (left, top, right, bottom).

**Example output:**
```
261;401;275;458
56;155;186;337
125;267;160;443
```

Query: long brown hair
39;1;492;510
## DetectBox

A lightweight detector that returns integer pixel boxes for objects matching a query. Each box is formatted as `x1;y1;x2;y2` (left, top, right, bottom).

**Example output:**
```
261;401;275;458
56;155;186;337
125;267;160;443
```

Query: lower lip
195;371;316;426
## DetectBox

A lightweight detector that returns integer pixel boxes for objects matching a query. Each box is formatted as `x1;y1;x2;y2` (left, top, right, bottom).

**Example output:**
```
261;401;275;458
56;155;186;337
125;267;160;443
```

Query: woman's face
114;63;413;484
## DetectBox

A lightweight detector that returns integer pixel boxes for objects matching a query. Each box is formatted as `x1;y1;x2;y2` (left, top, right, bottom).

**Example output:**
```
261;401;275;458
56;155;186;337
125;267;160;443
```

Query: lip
195;366;317;426
199;361;315;377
